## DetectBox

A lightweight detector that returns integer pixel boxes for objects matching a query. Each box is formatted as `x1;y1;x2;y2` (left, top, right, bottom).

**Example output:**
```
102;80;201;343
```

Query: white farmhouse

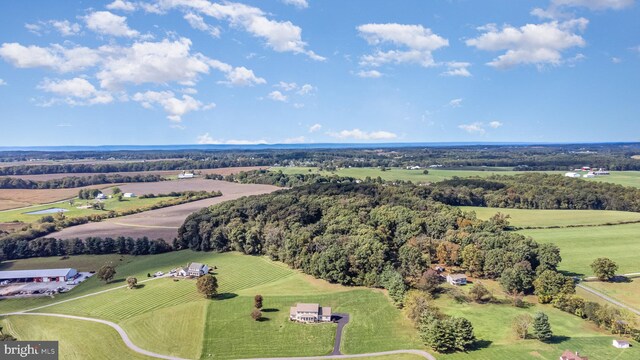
178;262;209;277
447;273;467;286
123;193;136;198
289;303;332;323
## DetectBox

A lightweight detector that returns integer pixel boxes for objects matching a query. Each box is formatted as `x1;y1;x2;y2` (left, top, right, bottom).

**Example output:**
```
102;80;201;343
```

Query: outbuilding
446;273;467;286
613;340;630;348
0;268;78;283
123;193;136;198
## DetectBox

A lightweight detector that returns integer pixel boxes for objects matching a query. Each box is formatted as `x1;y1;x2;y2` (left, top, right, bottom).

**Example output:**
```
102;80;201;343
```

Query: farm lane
577;283;640;316
244;349;437;360
46;181;279;240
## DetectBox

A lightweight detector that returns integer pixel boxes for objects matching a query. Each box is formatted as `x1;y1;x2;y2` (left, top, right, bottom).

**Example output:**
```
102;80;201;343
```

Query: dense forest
2;143;640;173
0;173;163;189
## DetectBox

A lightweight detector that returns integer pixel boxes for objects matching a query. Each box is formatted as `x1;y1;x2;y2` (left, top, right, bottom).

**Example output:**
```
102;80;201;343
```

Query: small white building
583;173;596;178
613;340;630;348
123;193;136;198
178;172;195;179
565;172;581;178
447;273;467;286
95;193;107;200
289;303;332;323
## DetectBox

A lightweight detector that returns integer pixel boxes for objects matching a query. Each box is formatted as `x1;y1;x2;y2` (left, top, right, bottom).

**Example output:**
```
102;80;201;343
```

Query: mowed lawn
273;167;640;188
519;223;640;276
461;206;640;228
434;283;638;360
581;278;640;312
1;315;153;360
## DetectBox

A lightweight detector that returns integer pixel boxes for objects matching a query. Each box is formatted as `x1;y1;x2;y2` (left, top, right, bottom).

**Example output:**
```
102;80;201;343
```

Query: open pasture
581;278;640;312
274;167;640;188
460;206;640;228
519;223;640;276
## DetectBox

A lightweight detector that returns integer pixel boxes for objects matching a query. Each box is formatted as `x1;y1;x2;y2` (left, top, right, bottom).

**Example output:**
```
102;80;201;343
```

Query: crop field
519;223;640;276
460;206;640;228
47;181;279;240
434;282;638;360
581;278;640;312
1;251;422;359
0;185;115;211
2;166;267;181
273;167;640;188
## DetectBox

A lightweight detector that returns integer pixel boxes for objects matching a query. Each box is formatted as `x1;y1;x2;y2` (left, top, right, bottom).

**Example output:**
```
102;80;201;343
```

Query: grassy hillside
519;223;640;276
581;278;640;312
460;207;640;228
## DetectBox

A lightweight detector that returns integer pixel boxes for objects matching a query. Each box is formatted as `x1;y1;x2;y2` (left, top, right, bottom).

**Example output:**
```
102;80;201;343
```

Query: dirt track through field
48;181;279;240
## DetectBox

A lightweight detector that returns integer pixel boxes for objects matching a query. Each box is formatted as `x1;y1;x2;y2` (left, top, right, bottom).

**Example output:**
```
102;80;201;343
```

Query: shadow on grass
468;339;492;351
257;317;271;322
133;284;146;289
559;270;585;278
108;278;126;285
215;293;238;300
261;308;279;313
547;335;571;344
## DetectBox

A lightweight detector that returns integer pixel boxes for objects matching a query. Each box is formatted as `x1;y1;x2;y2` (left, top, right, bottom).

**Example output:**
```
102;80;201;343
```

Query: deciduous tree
126;276;137;289
197;275;218;298
97;264;116;283
591;258;618;281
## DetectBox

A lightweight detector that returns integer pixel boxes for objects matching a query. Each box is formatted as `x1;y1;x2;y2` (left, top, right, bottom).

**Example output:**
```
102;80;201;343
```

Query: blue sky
0;0;638;146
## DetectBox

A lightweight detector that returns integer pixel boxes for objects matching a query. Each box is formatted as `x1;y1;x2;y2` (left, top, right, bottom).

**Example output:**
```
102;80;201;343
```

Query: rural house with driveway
290;303;332;323
177;263;209;277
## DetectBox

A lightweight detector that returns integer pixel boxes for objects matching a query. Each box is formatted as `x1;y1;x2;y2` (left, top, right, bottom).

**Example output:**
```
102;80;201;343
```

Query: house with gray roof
177;263;209;277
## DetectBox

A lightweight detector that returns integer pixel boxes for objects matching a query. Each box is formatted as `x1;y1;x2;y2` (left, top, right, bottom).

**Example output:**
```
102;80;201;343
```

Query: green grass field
460;206;640;228
434;282;638;360
519;223;640;276
0;195;176;224
581;278;640;312
273;167;640;188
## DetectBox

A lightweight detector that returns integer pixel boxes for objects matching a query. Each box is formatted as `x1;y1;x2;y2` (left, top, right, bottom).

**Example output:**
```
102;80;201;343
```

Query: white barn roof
0;268;76;280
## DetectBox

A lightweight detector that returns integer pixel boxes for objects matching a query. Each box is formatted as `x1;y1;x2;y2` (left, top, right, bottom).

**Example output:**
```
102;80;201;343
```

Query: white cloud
25;23;43;35
197;133;268;144
551;0;633;10
448;98;463;108
466;19;588;68
0;43;100;73
611;57;622;64
275;81;298;91
96;37;210;89
84;11;139;38
50;20;81;36
328;129;398;140
297;84;314;95
133;90;211;122
489;121;503;128
157;0;324;60
37;77;113;105
357;23;448;67
220;66;266;86
281;0;309;9
458;122;486;134
293;103;304;109
356;70;383;78
268;90;288;102
0;79;6;86
106;0;137;12
308;123;322;132
184;12;220;37
441;62;471;77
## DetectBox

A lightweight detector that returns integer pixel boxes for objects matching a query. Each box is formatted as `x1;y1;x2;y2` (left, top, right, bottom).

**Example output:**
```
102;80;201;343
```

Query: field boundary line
3;312;187;360
242;349;436;360
577;283;640;316
111;222;180;229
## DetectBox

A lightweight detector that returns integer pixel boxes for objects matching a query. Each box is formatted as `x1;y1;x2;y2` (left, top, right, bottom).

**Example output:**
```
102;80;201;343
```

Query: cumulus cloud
50;20;82;36
489;121;503;128
448;98;463;108
219;66;266;86
106;0;137;12
458;122;486;134
184;12;220;37
37;77;113;105
157;0;324;60
281;0;309;9
297;84;314;95
0;43;100;73
328;129;398;140
441;62;471;77
84;11;140;38
275;81;298;91
356;70;383;78
133;90;213;122
308;123;322;132
466;19;588;68
197;133;268;144
267;90;288;102
357;23;448;67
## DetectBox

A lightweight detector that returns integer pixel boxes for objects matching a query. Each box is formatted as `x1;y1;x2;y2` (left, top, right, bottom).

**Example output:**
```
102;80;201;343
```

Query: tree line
0;174;163;189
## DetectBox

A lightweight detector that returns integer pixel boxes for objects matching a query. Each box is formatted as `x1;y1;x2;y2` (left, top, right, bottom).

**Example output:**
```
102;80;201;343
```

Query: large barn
0;268;78;283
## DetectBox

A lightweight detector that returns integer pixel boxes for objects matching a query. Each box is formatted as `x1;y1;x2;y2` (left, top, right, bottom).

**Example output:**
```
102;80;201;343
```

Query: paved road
577;283;640;316
244;349;437;360
331;313;350;355
5;312;187;360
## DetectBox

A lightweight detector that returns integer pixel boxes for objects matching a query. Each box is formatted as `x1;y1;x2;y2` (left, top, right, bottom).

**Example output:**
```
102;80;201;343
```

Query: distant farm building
406;166;422;170
123;193;136;198
565;172;581;178
581;167;591;171
178;172;195;179
583;173;596;178
289;303;332;323
95;193;107;200
447;273;467;286
612;340;630;348
178;263;209;277
560;350;588;360
0;268;78;283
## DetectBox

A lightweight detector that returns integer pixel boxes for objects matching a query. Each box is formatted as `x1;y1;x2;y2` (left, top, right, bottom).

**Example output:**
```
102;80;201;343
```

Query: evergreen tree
533;312;553;341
